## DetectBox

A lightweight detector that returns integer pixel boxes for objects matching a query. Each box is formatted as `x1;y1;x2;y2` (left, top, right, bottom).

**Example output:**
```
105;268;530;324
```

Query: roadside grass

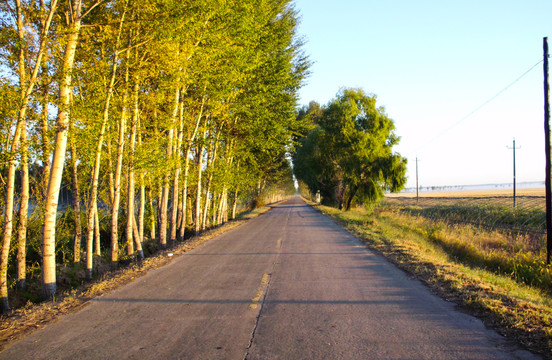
314;203;552;358
403;203;546;235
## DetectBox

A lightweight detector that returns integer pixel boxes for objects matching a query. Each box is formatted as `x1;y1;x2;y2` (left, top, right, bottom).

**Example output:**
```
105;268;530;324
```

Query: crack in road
243;270;274;360
243;208;290;360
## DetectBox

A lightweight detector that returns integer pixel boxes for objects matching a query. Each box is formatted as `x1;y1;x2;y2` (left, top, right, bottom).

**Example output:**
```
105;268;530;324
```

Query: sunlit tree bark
42;0;101;298
1;0;57;311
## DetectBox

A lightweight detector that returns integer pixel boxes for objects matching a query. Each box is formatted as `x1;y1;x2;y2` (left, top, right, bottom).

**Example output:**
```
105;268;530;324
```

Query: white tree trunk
126;81;139;257
110;90;127;266
94;202;101;256
41;11;82;298
70;130;82;263
170;100;184;244
195;130;207;235
1;0;58;313
16;123;29;290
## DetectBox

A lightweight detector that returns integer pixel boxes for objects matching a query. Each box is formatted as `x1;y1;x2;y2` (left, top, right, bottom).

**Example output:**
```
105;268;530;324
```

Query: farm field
386;188;545;198
384;188;547;235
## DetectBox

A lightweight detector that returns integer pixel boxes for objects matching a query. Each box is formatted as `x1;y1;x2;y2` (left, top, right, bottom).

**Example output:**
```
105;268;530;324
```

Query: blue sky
294;0;552;188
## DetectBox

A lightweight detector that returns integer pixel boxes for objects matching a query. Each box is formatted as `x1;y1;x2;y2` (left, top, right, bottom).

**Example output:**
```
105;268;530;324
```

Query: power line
416;59;544;152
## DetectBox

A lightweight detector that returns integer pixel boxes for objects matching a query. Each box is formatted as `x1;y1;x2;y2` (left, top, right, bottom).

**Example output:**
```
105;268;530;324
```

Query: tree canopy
0;0;309;312
293;88;407;210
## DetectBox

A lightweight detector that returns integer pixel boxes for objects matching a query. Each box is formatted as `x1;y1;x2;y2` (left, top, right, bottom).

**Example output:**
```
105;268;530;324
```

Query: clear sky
293;0;552;188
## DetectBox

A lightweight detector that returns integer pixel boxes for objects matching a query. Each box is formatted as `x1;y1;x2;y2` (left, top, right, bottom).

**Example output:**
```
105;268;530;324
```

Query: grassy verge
312;201;552;358
0;204;274;351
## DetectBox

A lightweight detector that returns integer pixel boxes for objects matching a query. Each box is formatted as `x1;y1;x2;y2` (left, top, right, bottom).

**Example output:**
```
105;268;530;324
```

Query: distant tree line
0;0;309;312
293;88;407;210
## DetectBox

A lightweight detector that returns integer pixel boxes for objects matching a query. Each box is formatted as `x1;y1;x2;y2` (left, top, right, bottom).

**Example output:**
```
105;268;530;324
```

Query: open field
387;188;545;198
384;188;547;236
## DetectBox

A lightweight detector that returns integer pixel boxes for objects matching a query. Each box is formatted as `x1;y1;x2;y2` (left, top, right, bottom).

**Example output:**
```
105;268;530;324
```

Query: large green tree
0;0;308;311
293;88;407;210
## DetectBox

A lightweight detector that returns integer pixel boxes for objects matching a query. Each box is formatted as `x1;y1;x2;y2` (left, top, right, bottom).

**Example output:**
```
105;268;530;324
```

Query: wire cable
416;59;544;152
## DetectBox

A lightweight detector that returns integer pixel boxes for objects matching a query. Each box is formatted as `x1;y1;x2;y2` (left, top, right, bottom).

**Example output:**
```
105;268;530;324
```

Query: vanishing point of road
1;197;539;359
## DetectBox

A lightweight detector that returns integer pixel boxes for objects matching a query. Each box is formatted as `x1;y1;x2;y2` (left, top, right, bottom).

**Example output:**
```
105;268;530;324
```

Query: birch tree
41;0;100;299
0;0;308;308
0;0;57;312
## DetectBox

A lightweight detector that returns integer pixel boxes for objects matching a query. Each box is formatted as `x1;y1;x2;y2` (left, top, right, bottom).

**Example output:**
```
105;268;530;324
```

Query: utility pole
416;157;419;204
544;37;551;264
507;138;520;208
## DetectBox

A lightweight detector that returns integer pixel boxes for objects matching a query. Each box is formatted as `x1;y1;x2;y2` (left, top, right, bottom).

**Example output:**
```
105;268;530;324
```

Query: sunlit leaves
293;88;407;209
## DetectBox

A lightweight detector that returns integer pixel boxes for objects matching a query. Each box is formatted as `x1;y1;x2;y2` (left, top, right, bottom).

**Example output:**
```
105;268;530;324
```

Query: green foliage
293;88;407;209
0;0;309;310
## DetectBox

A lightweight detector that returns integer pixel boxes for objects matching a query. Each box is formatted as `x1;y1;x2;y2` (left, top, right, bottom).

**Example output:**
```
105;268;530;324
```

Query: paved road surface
1;197;538;359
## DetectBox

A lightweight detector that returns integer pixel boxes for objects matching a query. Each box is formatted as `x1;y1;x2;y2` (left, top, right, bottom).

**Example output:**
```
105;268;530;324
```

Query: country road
1;196;539;359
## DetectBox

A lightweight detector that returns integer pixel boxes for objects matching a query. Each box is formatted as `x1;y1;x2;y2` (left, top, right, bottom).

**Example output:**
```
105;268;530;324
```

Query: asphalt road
1;196;539;359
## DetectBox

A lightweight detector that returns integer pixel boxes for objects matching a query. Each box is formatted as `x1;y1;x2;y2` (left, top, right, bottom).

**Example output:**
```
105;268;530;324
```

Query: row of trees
0;0;309;312
293;88;407;210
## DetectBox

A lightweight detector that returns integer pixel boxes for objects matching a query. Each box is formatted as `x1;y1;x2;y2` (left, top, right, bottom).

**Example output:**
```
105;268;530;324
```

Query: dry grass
0;205;274;351
309;200;552;358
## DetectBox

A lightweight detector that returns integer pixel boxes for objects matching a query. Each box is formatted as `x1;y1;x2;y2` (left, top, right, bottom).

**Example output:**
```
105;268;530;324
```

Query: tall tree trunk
201;174;212;231
16;125;29;290
231;161;240;220
344;186;359;211
132;215;142;259
40;53;51;202
159;167;171;249
41;2;82;299
223;190;229;223
216;188;226;225
69;129;82;263
231;187;239;220
187;196;193;227
217;147;233;225
126;176;135;256
170;99;184;244
94;203;101;256
179;155;190;240
148;188;156;241
38;0;54;202
86;135;104;279
201;132;221;230
126;81;139;256
85;133;104;279
84;6;126;277
139;180;145;244
107;137;115;207
109;1;131;264
179;95;206;239
138;130;146;246
212;192;219;226
169;163;180;245
0;115;24;310
110;87;128;267
195;130;207;235
1;0;57;313
201;189;211;231
159;88;180;248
